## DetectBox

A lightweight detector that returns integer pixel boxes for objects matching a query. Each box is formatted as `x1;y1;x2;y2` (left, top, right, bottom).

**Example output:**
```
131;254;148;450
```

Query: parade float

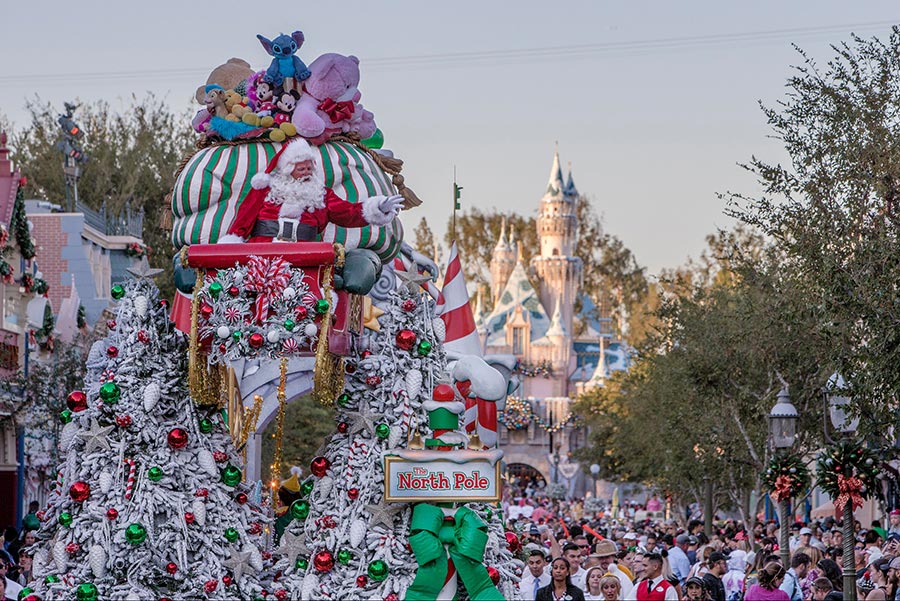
28;28;524;600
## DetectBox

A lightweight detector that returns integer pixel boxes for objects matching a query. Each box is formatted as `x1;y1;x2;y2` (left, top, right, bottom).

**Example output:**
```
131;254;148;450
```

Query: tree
10;96;195;302
31;277;268;600
726;28;900;435
412;217;440;261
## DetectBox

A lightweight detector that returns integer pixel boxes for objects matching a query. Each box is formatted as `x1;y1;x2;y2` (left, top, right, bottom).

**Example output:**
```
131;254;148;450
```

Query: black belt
252;219;318;241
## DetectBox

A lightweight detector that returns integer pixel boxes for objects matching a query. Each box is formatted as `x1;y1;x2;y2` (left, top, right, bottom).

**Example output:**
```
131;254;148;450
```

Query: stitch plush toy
291;53;377;144
257;31;311;89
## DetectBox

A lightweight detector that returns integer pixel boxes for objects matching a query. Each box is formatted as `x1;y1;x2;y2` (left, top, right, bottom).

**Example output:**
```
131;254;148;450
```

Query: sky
1;1;898;275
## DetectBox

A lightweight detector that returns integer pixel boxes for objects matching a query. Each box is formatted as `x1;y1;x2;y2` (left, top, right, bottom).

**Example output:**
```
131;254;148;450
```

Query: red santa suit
220;138;398;243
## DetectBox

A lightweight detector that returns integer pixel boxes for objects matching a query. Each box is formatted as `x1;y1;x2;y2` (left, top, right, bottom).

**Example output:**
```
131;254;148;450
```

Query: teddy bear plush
194;58;254;104
291;53;377;144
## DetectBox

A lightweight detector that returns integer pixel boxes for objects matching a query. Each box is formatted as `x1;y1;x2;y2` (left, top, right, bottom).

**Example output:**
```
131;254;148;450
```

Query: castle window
552;248;559;256
512;327;524;355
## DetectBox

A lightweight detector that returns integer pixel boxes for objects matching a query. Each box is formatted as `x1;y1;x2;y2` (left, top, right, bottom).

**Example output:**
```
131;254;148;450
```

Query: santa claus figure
218;138;402;243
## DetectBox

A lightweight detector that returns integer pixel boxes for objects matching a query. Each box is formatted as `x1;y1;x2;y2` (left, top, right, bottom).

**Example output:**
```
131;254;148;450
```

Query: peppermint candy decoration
282;338;300;353
223;307;242;323
99;370;116;383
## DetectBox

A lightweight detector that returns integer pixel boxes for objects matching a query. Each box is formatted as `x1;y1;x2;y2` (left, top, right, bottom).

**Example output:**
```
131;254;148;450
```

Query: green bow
406;504;504;601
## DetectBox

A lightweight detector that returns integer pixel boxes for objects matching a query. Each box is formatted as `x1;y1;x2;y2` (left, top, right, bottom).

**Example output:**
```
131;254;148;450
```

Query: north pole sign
384;450;503;503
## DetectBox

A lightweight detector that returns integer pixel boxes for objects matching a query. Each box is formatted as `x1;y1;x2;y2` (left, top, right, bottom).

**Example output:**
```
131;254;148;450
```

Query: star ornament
222;547;254;581
274;530;311;566
362;297;385;332
127;257;164;280
75;418;114;454
346;403;384;437
365;500;406;530
393;266;431;294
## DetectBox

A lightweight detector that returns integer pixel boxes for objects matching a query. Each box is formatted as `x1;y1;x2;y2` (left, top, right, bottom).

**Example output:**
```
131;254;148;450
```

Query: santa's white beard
266;172;326;218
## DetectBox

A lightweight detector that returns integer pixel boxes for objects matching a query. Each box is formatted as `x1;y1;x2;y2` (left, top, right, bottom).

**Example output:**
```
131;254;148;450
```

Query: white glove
378;194;404;217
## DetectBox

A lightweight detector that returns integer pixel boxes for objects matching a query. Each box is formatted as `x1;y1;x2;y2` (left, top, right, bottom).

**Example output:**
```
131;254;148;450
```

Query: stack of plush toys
191;30;378;144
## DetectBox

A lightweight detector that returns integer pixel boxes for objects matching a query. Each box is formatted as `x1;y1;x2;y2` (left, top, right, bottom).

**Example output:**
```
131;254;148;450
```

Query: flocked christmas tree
272;275;522;601
29;268;270;600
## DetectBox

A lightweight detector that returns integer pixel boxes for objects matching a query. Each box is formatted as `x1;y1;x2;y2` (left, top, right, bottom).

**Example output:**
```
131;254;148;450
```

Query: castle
476;149;631;496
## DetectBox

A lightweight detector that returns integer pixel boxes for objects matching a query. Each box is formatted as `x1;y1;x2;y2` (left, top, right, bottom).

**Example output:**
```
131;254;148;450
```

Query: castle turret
489;216;516;306
531;149;583;335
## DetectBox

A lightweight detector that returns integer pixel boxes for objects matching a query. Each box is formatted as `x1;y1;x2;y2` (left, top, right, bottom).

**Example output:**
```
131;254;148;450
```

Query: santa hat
250;138;320;190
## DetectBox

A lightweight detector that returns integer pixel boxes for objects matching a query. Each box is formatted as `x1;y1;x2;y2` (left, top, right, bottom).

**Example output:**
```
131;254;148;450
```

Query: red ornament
204;580;218;593
228;286;240;297
314;550;335;572
115;415;132;428
199;304;213;318
195;488;209;497
310;456;331;478
402;299;417;312
213;451;228;462
295;306;309;320
69;481;90;502
184;512;195;524
337;422;348;434
260;591;269;598
347;488;359;500
166;562;178;575
236;493;248;505
505;531;521;553
487;566;500;585
432;384;456;402
36;510;45;522
159;299;169;310
322;515;337;529
248;333;265;349
223;575;234;586
66;542;81;555
167;428;189;449
66;390;88;412
365;375;381;387
386;594;399;601
106;508;119;520
137;330;150;343
107;346;119;358
219;343;227;353
262;551;272;560
275;590;287;600
344;363;356;374
356;575;369;588
361;350;372;358
107;319;117;330
395;329;417;351
249;522;262;535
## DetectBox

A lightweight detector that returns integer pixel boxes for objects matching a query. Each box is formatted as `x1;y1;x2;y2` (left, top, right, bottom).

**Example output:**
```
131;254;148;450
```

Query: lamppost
768;386;798;568
551;442;561;484
590;463;600;499
825;373;860;601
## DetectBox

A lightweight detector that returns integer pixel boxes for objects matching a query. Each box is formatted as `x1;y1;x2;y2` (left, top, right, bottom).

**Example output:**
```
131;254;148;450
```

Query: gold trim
383;455;502;503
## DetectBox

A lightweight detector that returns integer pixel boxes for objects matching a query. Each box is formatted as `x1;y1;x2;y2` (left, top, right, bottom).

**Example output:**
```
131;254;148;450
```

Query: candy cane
55;470;64;497
347;441;368;479
124;459;136;500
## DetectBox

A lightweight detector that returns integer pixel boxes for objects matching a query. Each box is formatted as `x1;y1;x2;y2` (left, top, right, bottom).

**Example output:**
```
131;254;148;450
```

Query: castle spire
494;215;508;251
546;147;564;196
546;298;567;338
565;161;578;197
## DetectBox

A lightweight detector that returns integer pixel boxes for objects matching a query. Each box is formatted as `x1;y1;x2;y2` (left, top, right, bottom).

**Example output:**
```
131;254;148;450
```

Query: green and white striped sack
170;140;404;262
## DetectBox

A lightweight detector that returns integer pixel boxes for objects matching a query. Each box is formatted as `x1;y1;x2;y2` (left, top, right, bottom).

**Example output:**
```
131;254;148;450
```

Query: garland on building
816;441;880;511
513;360;553;378
124;242;151;259
498;397;583;433
763;453;811;502
11;179;36;260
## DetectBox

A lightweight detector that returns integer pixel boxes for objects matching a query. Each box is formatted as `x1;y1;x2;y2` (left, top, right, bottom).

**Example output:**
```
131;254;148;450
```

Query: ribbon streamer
406;504;504;601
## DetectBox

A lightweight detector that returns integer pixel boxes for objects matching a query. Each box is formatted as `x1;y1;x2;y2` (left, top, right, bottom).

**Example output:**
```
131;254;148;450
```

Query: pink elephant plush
291;53;377;144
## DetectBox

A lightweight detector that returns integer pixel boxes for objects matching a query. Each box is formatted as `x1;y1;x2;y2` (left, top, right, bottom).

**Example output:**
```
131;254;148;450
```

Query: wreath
762;453;810;501
499;402;530;431
816;441;880;511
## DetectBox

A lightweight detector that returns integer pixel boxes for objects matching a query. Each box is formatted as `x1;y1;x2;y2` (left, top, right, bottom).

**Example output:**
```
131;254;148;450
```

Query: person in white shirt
563;542;588;591
636;553;678;601
521;547;551;600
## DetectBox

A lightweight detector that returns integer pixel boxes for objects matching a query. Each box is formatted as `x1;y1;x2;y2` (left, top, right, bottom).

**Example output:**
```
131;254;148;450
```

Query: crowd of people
506;492;900;601
1;502;39;600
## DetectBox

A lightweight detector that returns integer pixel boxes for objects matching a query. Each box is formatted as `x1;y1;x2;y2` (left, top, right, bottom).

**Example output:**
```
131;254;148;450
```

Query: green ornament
224;527;239;543
99;381;121;404
45;575;60;584
110;285;125;300
148;467;164;482
125;523;147;545
337;549;352;565
209;281;223;299
222;464;242;487
295;557;309;570
337;393;351;407
199;418;214;434
417;339;433;356
300;481;314;496
486;508;493;520
58;512;73;527
232;331;243;342
361;128;384;149
284;318;295;331
60;409;73;424
75;583;99;601
315;299;330;315
290;499;310;520
221;409;228;423
368;559;389;582
18;587;34;600
375;423;390;439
